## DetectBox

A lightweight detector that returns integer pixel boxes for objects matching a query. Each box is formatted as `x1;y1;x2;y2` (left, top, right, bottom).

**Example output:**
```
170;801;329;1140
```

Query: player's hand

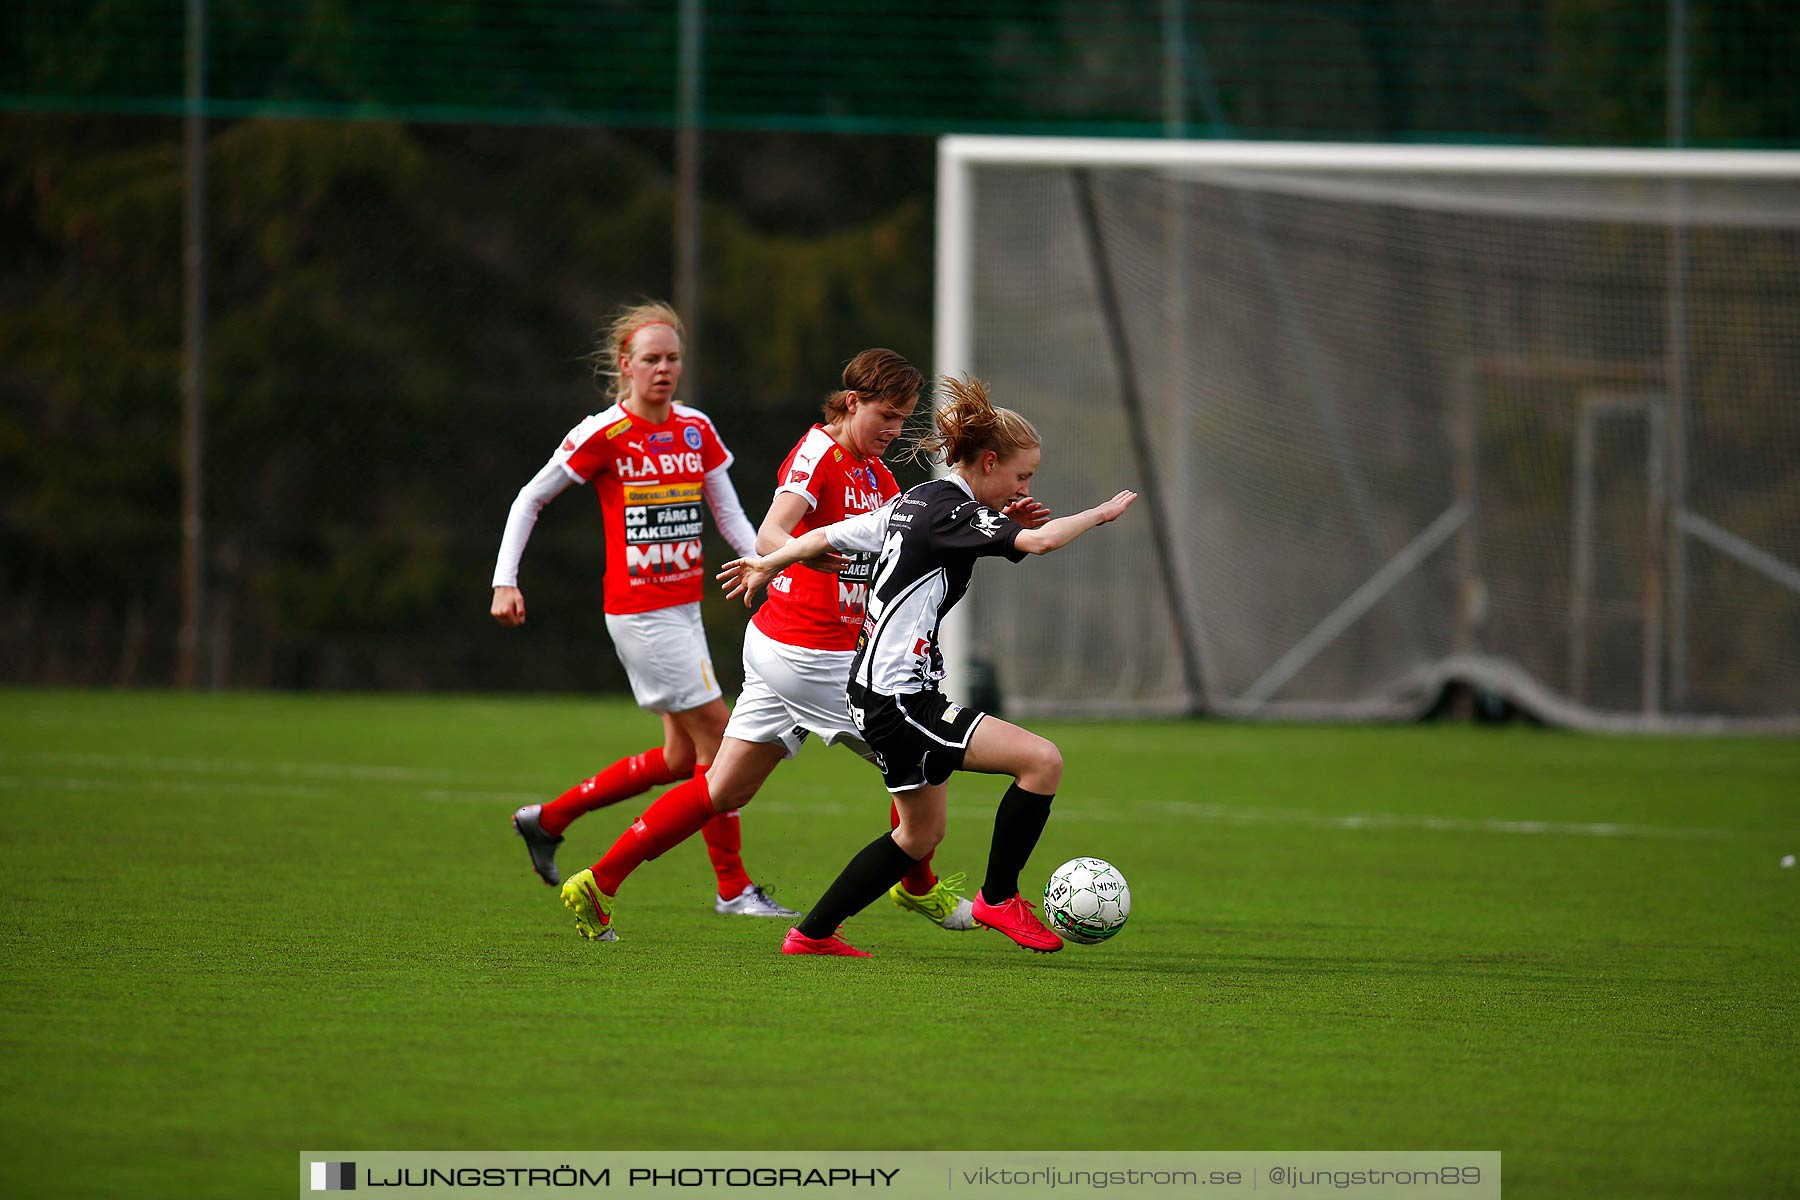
491;586;526;627
1094;490;1137;524
1002;495;1053;529
717;558;778;607
800;550;850;574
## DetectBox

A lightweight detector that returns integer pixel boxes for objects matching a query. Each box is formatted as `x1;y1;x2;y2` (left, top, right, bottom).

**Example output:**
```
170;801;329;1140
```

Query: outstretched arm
1012;490;1137;555
717;528;837;606
719;500;893;606
756;491;848;573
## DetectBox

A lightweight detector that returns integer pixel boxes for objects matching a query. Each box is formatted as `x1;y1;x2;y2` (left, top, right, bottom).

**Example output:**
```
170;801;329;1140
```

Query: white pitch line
0;752;1756;842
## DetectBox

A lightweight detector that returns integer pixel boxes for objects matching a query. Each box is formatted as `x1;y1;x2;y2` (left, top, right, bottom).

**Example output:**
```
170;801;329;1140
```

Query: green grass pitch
1;689;1796;1198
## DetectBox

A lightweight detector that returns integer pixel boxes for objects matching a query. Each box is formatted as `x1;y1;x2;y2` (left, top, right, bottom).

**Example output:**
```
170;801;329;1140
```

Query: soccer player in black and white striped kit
718;376;1137;955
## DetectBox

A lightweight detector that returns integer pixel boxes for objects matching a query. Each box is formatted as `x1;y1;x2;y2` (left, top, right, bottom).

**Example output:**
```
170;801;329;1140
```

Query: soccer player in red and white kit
557;349;1038;941
493;301;797;923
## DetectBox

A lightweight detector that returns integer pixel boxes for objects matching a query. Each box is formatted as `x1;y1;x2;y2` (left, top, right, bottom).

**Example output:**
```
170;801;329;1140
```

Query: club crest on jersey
684;426;704;450
970;508;1005;536
940;703;963;723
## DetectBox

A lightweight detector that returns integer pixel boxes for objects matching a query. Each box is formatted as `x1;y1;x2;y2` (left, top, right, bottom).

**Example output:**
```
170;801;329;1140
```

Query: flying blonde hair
907;374;1040;467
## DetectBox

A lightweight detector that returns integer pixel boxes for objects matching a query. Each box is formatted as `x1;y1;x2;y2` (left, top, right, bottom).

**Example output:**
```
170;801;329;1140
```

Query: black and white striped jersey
823;475;1028;697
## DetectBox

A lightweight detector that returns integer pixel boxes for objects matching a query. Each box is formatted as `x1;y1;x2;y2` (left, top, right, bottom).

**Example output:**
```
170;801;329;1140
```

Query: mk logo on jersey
838;580;867;612
625;538;702;576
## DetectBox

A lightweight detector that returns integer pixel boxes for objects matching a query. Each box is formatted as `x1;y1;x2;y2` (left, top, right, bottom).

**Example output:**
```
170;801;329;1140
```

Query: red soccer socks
538;747;679;837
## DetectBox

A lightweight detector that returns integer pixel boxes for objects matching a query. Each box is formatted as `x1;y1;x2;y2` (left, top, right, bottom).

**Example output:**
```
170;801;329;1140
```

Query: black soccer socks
981;783;1055;903
795;831;921;940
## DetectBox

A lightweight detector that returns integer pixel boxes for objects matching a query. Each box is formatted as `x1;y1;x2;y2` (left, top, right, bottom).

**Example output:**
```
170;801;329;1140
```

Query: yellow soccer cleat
889;870;976;930
560;868;619;942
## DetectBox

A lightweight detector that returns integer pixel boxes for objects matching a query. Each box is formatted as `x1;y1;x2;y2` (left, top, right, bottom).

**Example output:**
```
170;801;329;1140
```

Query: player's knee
689;713;728;758
894;820;943;858
1024;738;1063;792
662;745;697;779
706;773;754;811
922;811;948;847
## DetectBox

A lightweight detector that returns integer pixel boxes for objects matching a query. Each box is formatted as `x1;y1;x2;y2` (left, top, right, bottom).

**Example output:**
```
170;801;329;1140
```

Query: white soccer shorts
603;602;723;714
723;622;875;762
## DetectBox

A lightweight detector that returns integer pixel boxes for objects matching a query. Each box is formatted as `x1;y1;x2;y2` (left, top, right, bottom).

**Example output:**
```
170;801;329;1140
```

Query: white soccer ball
1042;857;1131;944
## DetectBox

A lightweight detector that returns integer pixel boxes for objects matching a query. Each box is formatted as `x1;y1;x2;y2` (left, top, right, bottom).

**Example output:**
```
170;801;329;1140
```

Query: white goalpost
935;135;1800;732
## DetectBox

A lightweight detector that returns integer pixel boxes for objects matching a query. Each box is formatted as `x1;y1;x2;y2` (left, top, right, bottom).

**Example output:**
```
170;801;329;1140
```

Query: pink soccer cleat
971;890;1064;953
780;927;870;957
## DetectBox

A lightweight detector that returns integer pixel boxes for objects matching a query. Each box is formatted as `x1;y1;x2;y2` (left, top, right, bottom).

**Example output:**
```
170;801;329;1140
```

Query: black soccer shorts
847;684;987;793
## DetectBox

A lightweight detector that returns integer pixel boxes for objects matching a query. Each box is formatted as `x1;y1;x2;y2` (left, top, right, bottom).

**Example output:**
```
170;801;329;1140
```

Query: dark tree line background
3;1;1796;692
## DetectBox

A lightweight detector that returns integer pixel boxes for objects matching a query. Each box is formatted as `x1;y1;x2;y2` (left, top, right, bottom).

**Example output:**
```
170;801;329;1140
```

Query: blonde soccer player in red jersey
556;349;1049;942
492;301;798;924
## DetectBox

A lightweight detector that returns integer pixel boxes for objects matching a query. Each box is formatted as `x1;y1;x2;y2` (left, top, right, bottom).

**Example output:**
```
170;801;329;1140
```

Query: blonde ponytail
909;375;1040;467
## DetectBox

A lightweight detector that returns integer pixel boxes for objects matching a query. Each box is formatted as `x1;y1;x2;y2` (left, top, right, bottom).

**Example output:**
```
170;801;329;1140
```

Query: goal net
935;137;1800;732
